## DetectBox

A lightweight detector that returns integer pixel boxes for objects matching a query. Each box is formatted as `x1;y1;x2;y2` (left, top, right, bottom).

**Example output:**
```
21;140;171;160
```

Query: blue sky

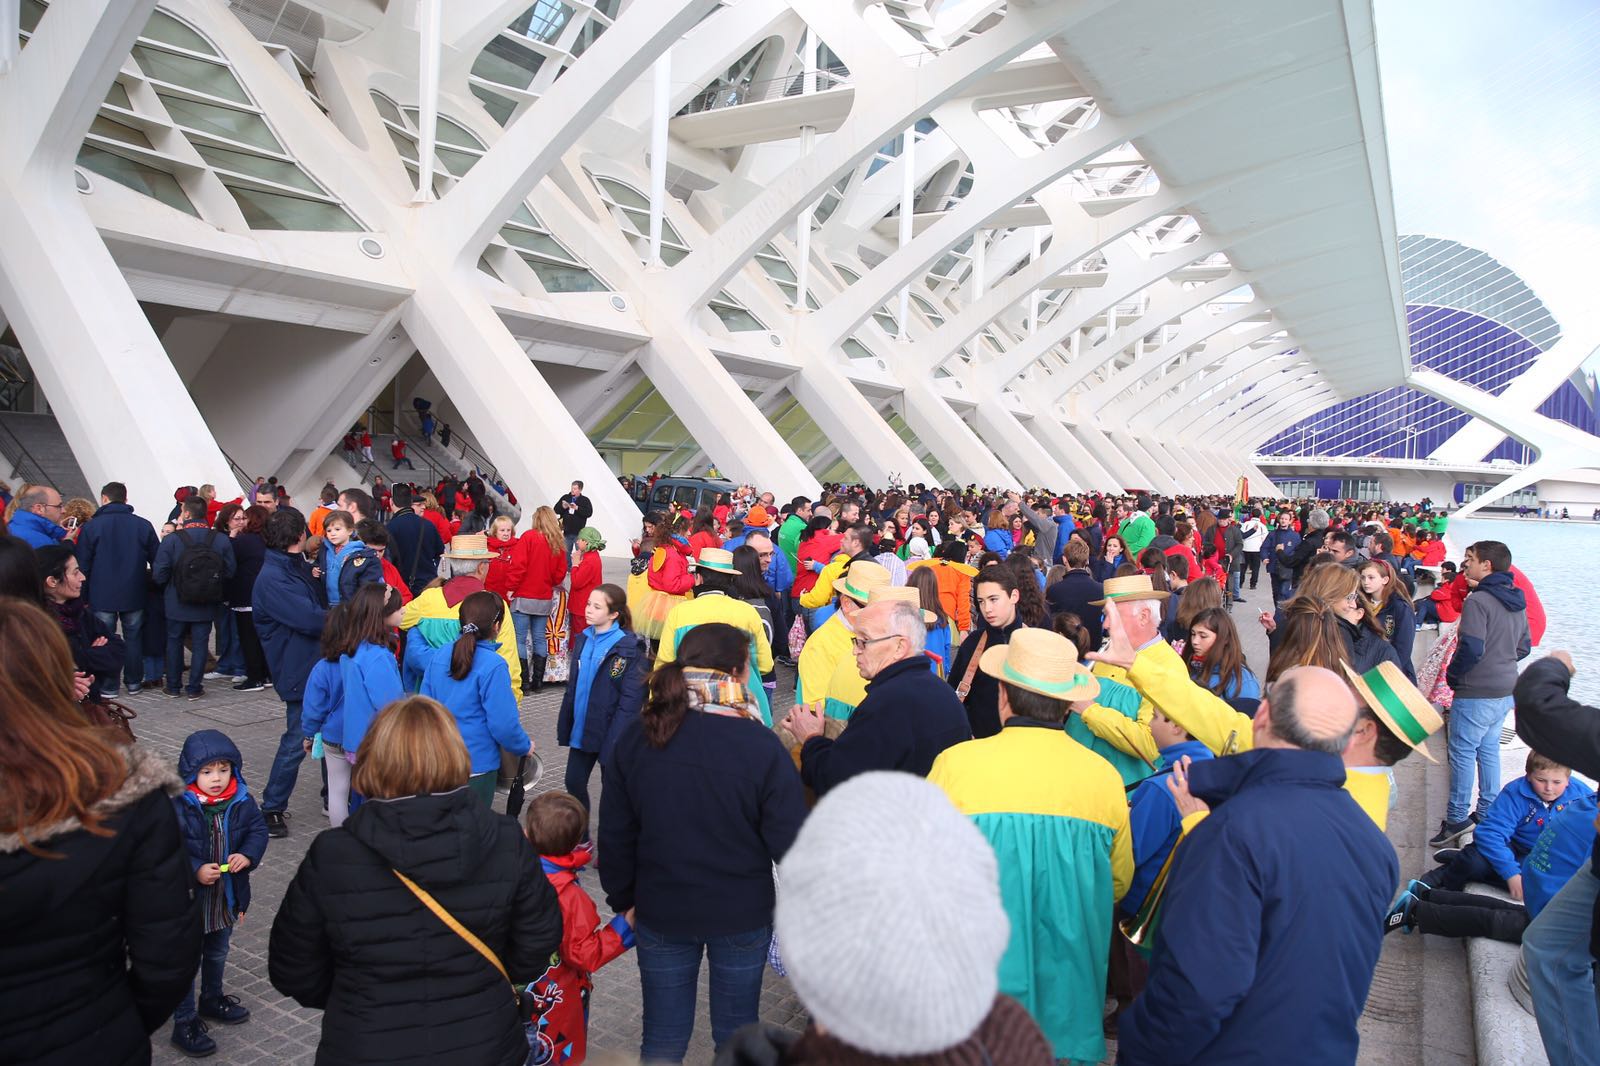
1376;0;1600;375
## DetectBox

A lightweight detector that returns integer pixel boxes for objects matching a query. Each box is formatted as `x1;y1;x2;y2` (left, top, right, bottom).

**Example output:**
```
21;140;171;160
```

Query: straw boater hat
692;547;740;575
866;584;936;624
833;559;892;604
978;628;1098;702
443;533;496;561
1343;661;1443;763
1088;573;1172;606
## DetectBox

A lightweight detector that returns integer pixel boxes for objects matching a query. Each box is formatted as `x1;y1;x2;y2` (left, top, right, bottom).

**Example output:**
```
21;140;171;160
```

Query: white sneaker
203;670;229;680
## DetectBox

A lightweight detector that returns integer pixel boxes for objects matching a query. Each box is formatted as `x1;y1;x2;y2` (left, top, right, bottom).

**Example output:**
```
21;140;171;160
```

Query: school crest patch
609;658;628;679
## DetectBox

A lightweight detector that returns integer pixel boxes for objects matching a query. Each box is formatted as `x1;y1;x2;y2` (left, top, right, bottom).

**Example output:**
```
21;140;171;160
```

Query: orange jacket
908;558;979;632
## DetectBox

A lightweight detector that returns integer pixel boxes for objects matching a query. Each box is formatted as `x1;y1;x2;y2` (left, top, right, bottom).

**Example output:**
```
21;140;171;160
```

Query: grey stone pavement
133;581;1487;1065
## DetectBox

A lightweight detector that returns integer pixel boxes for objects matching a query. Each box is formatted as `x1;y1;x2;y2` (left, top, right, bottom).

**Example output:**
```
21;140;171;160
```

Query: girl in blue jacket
421;590;533;805
558;583;648;813
301;583;404;827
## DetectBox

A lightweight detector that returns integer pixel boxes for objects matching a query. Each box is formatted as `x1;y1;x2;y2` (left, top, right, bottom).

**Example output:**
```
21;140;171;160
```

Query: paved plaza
132;616;1484;1065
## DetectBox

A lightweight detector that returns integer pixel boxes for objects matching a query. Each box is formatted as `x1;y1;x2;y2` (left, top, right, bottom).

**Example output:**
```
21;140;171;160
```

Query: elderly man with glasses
785;598;970;797
11;484;68;548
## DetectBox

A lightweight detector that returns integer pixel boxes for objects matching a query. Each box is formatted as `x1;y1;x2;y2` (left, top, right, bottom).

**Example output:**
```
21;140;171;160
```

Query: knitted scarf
684;669;763;722
186;777;238;806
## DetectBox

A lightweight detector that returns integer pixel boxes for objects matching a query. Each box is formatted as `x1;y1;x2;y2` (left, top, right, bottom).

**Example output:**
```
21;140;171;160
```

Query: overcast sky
1375;0;1600;374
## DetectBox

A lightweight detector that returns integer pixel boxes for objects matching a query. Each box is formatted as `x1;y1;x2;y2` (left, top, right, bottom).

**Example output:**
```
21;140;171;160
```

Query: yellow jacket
795;612;867;720
799;552;850;610
1081;661;1159;768
1124;641;1393;828
656;591;775;723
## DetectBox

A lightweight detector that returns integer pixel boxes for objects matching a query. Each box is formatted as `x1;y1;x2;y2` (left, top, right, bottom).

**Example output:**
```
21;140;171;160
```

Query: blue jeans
213;608;245;676
261;699;306;813
511;610;548;661
1523;858;1600;1066
1446;695;1513;822
173;927;232;1022
165;619;212;695
635;922;770;1063
92;608;143;689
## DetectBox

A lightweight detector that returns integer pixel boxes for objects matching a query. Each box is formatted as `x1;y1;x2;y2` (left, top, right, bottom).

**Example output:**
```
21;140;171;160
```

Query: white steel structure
0;0;1421;551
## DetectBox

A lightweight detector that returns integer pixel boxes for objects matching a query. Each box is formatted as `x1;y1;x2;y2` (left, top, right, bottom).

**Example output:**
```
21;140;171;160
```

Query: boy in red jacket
522;792;633;1062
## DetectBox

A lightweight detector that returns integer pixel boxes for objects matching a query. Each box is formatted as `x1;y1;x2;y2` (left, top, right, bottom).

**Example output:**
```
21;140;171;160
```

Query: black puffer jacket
268;787;563;1066
0;744;201;1066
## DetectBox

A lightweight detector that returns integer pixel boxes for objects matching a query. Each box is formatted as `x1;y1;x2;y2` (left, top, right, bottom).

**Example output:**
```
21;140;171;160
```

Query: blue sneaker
1384;891;1418;935
199;993;250;1025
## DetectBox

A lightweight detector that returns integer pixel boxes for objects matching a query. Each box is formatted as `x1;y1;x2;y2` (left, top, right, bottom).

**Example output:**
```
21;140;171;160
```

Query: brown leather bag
84;699;137;741
955;633;988;701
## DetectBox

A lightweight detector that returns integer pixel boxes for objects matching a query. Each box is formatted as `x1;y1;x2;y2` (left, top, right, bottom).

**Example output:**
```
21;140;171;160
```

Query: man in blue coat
9;484;67;548
252;509;328;839
151;496;235;699
790;600;971;797
1118;666;1397;1066
75;481;160;696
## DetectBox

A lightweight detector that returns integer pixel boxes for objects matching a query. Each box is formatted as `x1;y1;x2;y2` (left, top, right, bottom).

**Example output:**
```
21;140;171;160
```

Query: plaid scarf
683;669;763;723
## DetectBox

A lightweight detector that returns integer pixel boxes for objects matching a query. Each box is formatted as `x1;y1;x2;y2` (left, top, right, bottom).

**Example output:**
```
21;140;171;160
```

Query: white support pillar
0;0;19;74
648;49;671;265
789;359;936;486
412;0;441;203
897;124;915;337
795;125;814;309
1029;229;1042;336
899;380;1019;489
970;229;985;301
972;396;1075;490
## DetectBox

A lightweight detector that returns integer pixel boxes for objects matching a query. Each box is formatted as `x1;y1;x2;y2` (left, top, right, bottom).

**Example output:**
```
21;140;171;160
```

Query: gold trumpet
1118;844;1177;950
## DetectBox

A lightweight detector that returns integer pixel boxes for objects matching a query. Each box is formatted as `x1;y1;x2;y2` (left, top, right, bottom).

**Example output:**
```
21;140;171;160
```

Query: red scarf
186;777;238;806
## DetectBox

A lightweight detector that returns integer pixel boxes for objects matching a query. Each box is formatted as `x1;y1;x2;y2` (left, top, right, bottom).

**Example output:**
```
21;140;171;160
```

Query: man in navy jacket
75;481;159;696
1119;667;1396;1065
252;509;327;839
791;600;970;796
152;496;235;698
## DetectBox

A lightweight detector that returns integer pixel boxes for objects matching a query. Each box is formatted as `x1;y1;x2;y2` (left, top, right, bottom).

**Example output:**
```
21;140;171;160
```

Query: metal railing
0;417;57;490
679;66;851;116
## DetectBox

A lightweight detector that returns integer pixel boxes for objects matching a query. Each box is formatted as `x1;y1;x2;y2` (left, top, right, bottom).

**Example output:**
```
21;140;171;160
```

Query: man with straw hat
786;597;969;797
790;560;893;736
1064;575;1171;774
928;629;1132;1065
399;533;522;693
1118;666;1396;1066
656;547;774;724
1343;660;1444;830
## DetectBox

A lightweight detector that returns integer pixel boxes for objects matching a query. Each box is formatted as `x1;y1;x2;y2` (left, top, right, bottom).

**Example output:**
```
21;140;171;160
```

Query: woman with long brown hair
1283;560;1403;675
0;599;200;1064
269;696;562;1066
507;505;569;692
598;622;805;1061
1265;597;1354;682
1187;605;1261;706
1358;557;1418;679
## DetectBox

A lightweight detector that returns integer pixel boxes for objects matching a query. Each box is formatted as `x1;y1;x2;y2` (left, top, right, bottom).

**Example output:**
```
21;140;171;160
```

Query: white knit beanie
775;772;1010;1055
906;535;931;561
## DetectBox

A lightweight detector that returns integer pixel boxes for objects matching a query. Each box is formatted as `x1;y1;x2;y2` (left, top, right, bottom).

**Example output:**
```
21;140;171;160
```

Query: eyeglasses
850;634;900;652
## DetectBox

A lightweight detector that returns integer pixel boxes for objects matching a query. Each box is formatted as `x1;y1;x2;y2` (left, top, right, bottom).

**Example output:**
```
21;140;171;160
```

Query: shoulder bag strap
955;632;989;701
392;869;518;1003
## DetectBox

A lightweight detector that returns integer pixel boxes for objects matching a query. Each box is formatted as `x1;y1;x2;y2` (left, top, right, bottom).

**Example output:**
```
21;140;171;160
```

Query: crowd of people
0;469;1596;1066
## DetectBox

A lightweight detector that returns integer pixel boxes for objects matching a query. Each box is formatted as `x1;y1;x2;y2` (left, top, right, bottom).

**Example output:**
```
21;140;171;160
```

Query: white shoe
203;670;229;680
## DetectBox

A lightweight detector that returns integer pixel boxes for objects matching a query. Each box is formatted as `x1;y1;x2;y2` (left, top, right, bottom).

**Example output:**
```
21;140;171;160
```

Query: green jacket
777;514;806;573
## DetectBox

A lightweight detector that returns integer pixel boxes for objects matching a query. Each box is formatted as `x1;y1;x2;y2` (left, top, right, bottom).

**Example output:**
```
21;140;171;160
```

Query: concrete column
900;379;1018;488
789;359;936;487
971;395;1074;489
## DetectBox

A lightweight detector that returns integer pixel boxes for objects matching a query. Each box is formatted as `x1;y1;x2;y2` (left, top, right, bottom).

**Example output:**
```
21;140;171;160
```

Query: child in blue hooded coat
170;729;269;1057
558;584;648;814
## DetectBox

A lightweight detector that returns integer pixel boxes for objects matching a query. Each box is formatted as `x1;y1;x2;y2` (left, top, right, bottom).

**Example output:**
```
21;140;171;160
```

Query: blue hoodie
301;641;404;753
1473;772;1596;882
1522;791;1600;918
1120;748;1396;1066
1122;739;1214;920
173;730;269;918
420;640;532;774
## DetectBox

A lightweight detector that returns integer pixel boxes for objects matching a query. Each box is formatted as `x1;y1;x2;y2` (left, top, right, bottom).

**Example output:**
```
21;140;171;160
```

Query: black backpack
173;529;227;605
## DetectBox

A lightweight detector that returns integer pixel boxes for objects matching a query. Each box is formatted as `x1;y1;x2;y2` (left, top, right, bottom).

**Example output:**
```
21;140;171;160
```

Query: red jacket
646;538;694;595
1437;567;1545;642
379;556;413;605
423;508;453;548
485;536;518;600
793;532;842;598
508;532;569;600
688;529;722;560
526;845;632;1063
568;550;602;621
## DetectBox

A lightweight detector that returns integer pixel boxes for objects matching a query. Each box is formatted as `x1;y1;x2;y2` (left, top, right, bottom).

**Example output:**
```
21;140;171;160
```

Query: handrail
0;417;58;490
216;446;256;496
679;66;852;116
362;410;453;487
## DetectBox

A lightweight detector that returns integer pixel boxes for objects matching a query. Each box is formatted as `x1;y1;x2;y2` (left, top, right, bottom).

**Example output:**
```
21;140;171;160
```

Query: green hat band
841;580;871;602
1364;667;1430;745
1002;659;1083;697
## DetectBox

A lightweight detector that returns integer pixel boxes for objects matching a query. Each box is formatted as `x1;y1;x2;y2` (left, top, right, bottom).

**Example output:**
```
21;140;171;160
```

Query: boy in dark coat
170;729;269;1057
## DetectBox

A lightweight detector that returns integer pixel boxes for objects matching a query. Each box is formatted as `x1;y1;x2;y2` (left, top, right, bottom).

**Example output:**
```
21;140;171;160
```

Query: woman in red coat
485;515;518;601
507;506;569;691
687;510;722;560
567;527;605;640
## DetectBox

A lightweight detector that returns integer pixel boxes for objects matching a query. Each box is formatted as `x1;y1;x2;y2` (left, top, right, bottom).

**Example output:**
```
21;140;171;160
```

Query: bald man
1118;666;1397;1066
